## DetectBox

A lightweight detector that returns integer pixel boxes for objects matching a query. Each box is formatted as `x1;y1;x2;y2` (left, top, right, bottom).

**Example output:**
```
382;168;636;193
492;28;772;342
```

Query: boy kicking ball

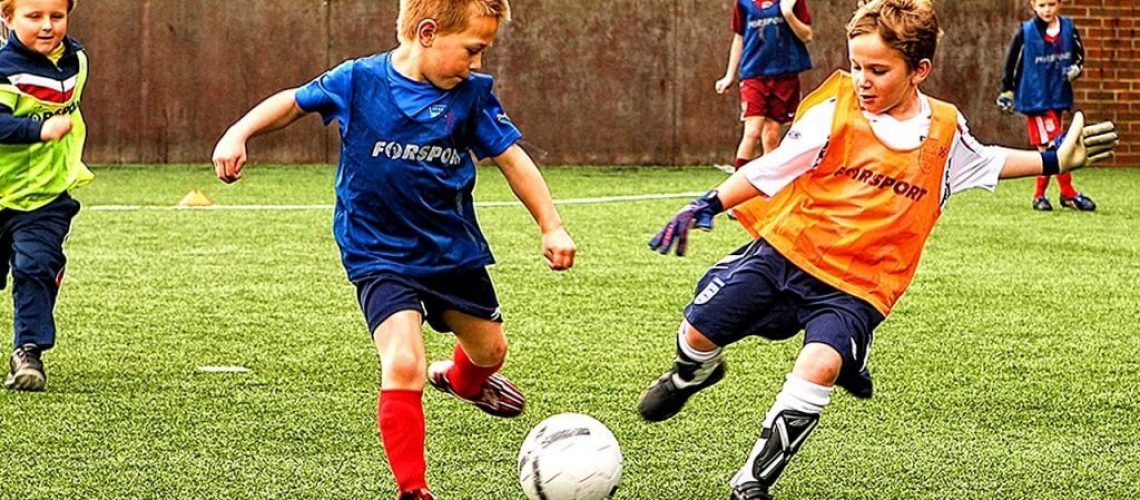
641;0;1117;498
212;0;575;498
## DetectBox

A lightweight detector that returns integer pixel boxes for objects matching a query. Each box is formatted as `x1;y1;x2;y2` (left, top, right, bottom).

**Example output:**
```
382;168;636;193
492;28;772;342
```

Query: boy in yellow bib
640;1;1118;498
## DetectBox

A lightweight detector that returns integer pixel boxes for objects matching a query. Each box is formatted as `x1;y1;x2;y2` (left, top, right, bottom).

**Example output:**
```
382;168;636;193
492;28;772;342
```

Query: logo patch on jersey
429;104;446;119
496;112;512;125
833;166;930;202
694;278;726;305
371;140;464;166
7;73;77;104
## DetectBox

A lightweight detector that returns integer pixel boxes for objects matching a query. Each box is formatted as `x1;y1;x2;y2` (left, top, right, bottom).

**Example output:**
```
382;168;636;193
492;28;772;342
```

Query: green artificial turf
1;165;1137;499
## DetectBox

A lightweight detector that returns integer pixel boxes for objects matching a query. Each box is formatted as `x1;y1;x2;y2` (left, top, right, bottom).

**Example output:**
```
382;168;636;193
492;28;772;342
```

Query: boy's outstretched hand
543;227;576;271
1058;111;1119;172
212;134;248;183
648;190;724;257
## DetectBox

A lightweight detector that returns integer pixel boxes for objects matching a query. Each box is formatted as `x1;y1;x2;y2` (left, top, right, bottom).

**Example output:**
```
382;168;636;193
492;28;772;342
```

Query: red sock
448;344;503;400
1034;175;1050;198
733;157;750;171
378;390;427;493
1056;172;1078;198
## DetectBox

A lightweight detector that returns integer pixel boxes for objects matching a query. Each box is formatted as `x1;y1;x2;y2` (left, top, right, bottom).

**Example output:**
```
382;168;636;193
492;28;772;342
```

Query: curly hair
847;0;942;70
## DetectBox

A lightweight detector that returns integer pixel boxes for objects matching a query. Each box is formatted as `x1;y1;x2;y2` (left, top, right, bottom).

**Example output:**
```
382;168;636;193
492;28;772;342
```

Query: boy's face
420;11;500;89
847;32;929;116
4;0;69;56
1031;0;1060;23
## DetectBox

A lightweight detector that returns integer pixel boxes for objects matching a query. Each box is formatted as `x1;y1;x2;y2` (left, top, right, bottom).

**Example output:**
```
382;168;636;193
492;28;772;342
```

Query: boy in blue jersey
211;1;575;498
715;0;813;170
997;0;1095;212
1;0;91;392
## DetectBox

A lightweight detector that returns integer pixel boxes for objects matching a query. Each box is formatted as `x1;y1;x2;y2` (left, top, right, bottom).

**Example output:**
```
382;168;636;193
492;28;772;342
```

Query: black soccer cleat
730;482;773;500
1060;192;1096;211
428;360;525;418
1032;196;1054;212
638;361;726;422
5;344;46;392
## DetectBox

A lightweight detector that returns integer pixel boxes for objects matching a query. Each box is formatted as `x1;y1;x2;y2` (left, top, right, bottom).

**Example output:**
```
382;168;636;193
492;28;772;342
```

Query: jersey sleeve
0;78;42;144
295;59;355;126
731;1;744;34
470;88;522;160
1000;29;1024;93
945;114;1005;196
793;0;812;24
741;98;833;197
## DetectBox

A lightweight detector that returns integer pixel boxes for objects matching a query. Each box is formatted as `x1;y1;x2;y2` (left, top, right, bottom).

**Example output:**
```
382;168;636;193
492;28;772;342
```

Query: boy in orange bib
641;1;1118;498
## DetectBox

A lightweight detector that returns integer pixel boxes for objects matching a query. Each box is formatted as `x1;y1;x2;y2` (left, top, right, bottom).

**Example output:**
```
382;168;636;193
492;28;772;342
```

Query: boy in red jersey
716;0;813;171
643;1;1117;498
997;0;1095;211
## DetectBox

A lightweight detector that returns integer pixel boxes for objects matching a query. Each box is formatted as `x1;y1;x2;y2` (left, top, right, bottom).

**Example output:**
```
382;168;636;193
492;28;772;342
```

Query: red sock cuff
378;389;427;493
449;344;503;400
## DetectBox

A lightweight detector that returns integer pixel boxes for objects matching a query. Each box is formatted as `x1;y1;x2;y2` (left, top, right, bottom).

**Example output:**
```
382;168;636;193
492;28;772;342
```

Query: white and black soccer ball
517;413;623;500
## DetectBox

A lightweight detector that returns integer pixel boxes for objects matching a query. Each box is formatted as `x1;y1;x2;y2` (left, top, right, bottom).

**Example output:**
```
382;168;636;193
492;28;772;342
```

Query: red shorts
1025;110;1064;147
740;74;802;123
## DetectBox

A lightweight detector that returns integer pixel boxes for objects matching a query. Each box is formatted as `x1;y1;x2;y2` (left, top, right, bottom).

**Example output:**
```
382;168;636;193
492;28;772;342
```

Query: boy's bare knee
470;339;507;367
792;343;842;386
683;323;720;352
743;127;764;143
382;350;425;386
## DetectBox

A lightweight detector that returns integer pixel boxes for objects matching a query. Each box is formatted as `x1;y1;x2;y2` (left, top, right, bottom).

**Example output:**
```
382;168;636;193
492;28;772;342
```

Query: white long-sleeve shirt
741;92;1008;208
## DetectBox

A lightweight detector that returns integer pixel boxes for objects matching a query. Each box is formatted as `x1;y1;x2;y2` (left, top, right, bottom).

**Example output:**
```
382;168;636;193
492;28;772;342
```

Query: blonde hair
1;0;77;17
847;0;942;70
397;0;511;43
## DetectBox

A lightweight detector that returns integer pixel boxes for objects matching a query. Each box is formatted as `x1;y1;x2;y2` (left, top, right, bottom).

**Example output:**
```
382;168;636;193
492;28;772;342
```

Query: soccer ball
517;413;623;500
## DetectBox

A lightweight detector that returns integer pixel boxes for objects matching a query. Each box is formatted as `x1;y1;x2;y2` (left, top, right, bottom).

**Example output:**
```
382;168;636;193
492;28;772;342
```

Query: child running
211;1;575;498
640;1;1117;498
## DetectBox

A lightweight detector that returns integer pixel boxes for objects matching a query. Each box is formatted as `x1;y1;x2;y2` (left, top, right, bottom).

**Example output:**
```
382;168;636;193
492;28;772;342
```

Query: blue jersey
1015;18;1075;114
295;53;521;280
732;0;812;79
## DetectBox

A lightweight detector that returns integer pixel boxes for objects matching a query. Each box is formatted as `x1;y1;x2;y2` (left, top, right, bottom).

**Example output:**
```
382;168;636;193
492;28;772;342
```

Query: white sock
671;323;722;388
762;373;832;427
732;374;833;485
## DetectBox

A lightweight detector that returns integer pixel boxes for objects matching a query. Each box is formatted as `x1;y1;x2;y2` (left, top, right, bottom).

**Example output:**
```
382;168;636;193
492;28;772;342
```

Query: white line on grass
197;365;252;373
86;192;706;212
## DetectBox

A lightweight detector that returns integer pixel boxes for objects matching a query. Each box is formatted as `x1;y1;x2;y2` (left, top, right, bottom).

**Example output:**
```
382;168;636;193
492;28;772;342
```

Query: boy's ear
416;19;438;47
910;58;933;86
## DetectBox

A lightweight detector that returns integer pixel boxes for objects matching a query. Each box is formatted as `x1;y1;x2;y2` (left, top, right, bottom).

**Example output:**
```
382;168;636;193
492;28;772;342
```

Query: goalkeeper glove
1065;65;1082;82
648;190;723;257
1049;111;1119;173
996;91;1015;114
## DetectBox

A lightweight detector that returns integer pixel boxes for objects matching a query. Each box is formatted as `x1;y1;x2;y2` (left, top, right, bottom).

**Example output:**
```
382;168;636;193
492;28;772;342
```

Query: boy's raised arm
492;144;576;271
212;89;308;183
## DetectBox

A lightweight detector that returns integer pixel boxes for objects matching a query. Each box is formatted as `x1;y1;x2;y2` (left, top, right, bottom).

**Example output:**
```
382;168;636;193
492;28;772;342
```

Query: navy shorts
684;240;885;397
354;268;502;335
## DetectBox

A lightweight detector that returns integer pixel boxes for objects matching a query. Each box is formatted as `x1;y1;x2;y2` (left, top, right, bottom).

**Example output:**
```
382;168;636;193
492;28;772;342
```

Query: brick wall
1068;0;1139;166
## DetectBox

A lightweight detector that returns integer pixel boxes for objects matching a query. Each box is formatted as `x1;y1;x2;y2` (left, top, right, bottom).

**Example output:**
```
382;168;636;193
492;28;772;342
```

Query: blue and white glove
996;91;1015;114
648;190;724;257
1065;65;1082;82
